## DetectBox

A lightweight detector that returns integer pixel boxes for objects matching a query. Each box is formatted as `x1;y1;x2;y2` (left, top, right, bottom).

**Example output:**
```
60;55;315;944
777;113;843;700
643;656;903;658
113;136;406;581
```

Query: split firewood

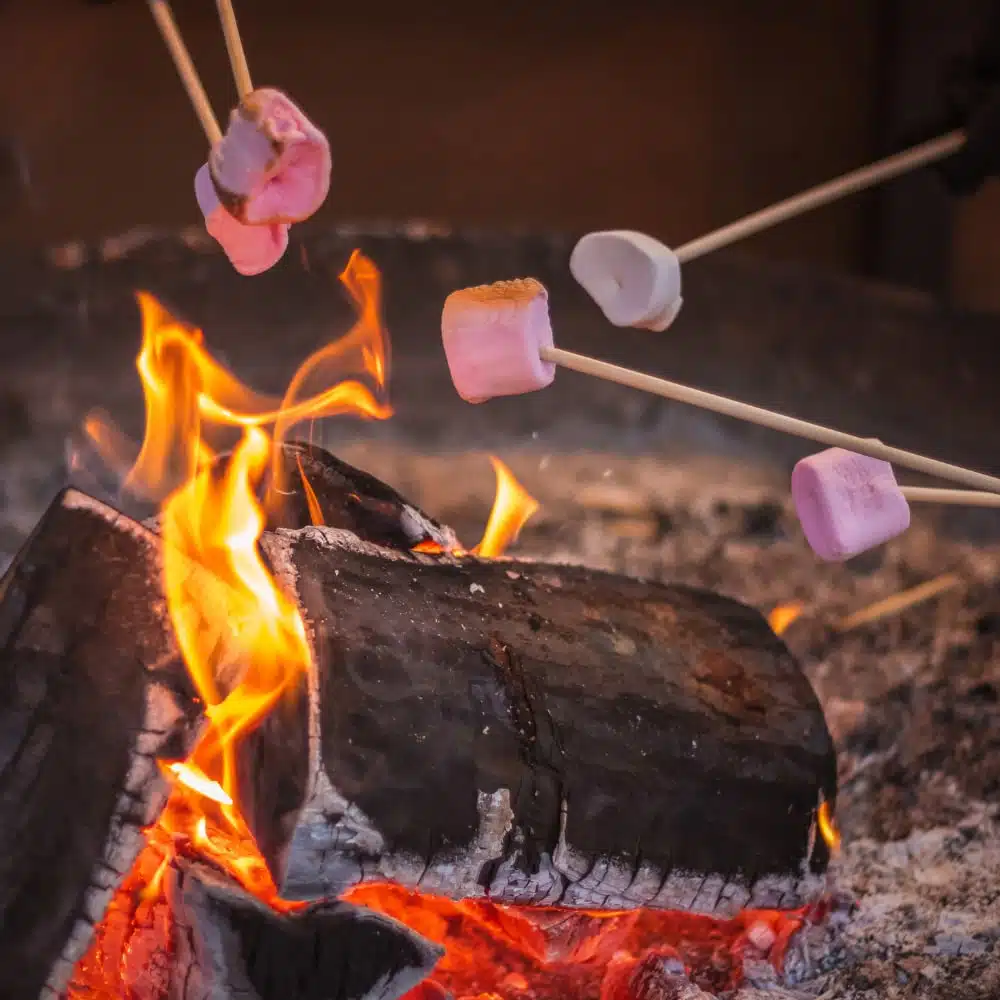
0;492;204;999
167;858;441;1000
252;515;836;914
265;440;459;551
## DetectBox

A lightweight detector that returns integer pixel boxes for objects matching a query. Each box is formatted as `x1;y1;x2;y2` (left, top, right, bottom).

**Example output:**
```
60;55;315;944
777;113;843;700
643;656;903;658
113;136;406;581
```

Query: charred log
247;519;837;916
0;489;202;1000
265;440;458;551
168;860;442;1000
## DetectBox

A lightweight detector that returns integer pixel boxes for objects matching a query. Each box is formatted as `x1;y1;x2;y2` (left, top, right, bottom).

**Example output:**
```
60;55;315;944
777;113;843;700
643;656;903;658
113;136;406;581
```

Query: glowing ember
768;602;805;636
344;884;815;997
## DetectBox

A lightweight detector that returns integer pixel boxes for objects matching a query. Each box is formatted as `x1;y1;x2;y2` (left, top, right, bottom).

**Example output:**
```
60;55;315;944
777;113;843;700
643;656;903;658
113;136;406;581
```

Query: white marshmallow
570;230;682;331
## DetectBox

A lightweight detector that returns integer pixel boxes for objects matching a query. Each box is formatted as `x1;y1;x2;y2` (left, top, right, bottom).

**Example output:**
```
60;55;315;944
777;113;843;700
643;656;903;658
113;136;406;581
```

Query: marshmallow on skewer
791;448;911;561
194;164;289;275
570;230;682;332
441;278;556;403
209;88;331;226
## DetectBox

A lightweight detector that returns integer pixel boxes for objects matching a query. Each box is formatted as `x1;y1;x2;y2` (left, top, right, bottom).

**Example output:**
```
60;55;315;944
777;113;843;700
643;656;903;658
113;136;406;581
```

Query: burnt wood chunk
0;489;202;1000
265;440;458;551
253;522;837;916
168;860;442;1000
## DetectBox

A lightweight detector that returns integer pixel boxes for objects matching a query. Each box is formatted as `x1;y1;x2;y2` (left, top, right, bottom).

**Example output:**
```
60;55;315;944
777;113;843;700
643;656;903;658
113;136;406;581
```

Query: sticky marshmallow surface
210;88;331;226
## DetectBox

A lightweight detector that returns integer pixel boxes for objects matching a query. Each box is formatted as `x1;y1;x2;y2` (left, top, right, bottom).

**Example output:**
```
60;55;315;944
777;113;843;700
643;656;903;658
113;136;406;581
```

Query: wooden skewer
836;573;963;632
674;130;966;263
147;0;222;145
215;0;254;98
901;486;1000;508
539;346;1000;495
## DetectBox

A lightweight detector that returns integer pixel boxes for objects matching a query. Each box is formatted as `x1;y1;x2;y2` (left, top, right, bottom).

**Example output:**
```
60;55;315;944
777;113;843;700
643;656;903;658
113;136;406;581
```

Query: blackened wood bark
265;440;458;551
0;489;202;1000
241;441;460;872
168;860;442;1000
251;524;837;917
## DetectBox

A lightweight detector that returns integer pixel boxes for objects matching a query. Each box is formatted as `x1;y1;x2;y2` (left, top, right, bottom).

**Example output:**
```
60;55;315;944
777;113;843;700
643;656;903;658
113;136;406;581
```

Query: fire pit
0;228;998;999
0;249;837;1000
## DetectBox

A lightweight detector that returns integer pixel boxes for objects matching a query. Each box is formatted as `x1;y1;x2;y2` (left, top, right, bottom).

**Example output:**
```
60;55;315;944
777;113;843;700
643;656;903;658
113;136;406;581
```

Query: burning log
0;491;203;999
252;522;837;914
167;859;442;1000
230;444;835;915
67;850;443;1000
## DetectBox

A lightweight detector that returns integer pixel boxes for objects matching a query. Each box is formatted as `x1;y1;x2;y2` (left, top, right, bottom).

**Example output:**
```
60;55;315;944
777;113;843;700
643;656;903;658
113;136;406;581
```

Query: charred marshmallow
194;164;289;276
791;448;911;561
209;87;331;226
570;230;682;332
441;278;556;403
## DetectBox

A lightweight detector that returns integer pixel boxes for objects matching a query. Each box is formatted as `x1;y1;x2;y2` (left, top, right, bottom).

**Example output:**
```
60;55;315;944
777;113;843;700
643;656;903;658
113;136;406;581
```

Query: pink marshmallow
209;88;331;226
194;164;289;276
441;278;556;403
791;448;911;561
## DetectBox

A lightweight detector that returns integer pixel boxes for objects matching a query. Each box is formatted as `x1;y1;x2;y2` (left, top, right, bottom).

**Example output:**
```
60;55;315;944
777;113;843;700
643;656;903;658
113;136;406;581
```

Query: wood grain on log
0;489;202;1000
256;525;836;916
167;859;442;1000
223;447;835;917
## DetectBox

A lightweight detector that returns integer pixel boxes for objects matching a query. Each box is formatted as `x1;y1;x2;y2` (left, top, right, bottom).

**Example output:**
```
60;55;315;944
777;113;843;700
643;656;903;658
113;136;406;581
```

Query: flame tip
474;457;539;558
817;799;841;855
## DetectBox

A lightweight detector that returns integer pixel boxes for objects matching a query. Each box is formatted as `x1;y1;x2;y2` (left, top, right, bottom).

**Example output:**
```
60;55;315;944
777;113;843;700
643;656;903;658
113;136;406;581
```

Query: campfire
0;251;838;1000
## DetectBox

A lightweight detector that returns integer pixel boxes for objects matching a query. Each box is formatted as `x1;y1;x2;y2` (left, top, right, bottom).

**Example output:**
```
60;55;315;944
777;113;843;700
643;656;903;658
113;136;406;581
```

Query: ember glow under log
168;860;441;1000
67;849;442;1000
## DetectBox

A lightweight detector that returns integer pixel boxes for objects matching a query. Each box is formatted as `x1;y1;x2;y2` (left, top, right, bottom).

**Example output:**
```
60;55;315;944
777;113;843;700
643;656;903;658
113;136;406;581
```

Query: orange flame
474;457;539;558
817;800;841;855
767;602;804;636
85;251;391;906
296;453;326;526
412;458;539;560
160;424;313;837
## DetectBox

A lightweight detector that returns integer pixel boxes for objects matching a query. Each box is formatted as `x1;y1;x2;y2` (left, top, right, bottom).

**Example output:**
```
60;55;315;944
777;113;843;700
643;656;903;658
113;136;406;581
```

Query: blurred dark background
1;0;999;311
